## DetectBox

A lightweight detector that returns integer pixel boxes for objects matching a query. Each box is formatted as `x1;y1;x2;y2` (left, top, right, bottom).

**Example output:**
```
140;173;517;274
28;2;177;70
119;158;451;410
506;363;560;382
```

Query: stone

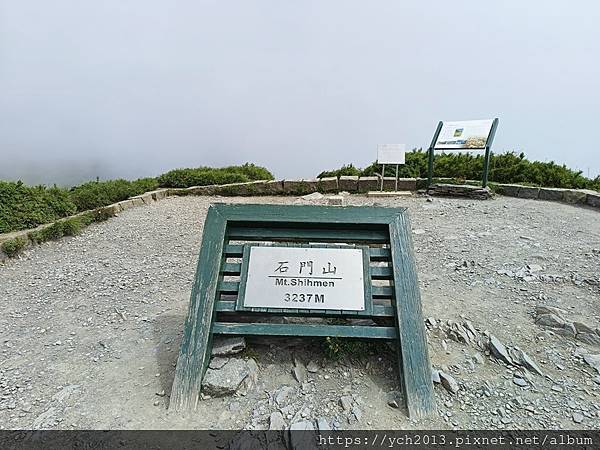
326;196;345;206
511;348;543;376
535;305;567;318
496;184;521;197
269;411;286;430
425;317;437;328
535;314;567;329
517;186;540;199
292;359;307;383
573;321;596;334
211;336;246;356
439;371;459;394
202;358;256;396
472;352;485;365
488;335;513;365
431;369;441;384
306;361;319;373
562;190;587;204
339;396;353;412
513;376;528;387
357;176;379;193
316;417;331;431
275;386;297;406
338;176;359;192
318;177;338;193
583;354;600;373
586;192;600;208
301;192;324;201
209;357;229;369
538;187;565;201
351;406;362;422
572;412;584;424
283;179;319;195
577;333;600;347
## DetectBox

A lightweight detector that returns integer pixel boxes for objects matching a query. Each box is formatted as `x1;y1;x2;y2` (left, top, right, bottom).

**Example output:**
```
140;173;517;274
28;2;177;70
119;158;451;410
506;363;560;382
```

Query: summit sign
241;246;366;311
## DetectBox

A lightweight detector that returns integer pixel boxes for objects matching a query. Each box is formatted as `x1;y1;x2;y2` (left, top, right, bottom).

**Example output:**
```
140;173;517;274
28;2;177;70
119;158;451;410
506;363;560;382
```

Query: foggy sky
1;0;599;185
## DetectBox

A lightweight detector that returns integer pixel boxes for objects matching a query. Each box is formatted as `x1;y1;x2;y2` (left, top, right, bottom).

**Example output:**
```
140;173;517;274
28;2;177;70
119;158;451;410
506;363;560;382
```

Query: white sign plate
435;119;494;150
242;246;366;311
377;144;406;164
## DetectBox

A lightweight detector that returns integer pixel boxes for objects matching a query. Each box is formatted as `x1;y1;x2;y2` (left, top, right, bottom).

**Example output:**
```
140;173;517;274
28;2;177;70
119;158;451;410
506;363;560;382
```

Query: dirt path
1;194;599;430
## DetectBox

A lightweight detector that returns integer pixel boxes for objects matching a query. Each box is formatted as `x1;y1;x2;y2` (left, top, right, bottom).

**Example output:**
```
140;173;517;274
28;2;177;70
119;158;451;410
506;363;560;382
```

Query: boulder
357;176;379;193
496;184;521;197
488;335;513;365
511;348;543;376
269;411;287;431
535;313;567;329
586;192;600;208
517;186;540;199
439;371;459;394
577;333;600;347
562;190;587;204
212;336;246;356
318;177;338;193
201;358;257;396
538;187;565;201
338;176;359;192
283;179;319;195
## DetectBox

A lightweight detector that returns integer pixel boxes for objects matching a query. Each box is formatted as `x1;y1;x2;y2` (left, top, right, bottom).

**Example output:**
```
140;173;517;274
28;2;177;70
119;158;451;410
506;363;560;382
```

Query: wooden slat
225;244;389;260
221;262;241;275
227;226;388;243
214;203;405;225
389;212;436;419
370;266;393;279
215;300;395;317
212;322;397;339
170;205;227;412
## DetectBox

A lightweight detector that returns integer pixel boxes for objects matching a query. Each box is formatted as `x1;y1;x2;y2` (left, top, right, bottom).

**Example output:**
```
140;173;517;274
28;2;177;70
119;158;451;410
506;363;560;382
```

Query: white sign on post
242;246;365;311
434;119;494;150
377;144;406;164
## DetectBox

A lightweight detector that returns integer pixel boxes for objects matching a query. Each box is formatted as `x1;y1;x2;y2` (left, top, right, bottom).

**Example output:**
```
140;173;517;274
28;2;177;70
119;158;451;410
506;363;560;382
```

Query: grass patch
1;236;27;257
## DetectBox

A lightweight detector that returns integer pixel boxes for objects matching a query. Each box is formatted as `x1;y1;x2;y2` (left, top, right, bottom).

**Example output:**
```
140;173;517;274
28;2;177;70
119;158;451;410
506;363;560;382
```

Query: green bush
1;236;27;257
157;163;273;188
69;177;159;212
318;150;600;191
0;181;76;233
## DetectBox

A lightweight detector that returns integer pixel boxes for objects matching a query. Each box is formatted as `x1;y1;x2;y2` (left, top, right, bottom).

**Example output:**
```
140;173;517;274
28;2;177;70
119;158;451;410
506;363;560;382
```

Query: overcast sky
1;0;598;185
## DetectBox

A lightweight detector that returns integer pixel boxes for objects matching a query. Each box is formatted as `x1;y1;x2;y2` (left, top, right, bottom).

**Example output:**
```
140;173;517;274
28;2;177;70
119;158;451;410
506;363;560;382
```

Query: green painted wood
170;205;227;412
212;322;397;339
389;211;436;419
370;266;393;279
173;203;434;420
227;225;388;243
224;244;390;261
213;203;403;225
215;300;394;317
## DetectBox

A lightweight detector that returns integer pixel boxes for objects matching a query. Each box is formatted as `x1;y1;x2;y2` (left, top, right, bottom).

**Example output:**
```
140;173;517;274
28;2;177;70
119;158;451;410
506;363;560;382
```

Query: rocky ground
0;193;599;432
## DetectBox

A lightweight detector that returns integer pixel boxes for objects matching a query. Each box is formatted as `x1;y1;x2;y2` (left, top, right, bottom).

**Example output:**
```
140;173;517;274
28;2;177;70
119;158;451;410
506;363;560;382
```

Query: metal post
427;147;434;187
381;164;385;191
482;118;499;188
395;164;399;191
427;121;444;188
482;147;491;188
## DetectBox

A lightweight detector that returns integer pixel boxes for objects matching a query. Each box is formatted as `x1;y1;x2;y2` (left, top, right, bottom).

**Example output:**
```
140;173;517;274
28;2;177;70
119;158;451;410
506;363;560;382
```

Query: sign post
170;203;435;419
427;118;499;187
377;144;406;191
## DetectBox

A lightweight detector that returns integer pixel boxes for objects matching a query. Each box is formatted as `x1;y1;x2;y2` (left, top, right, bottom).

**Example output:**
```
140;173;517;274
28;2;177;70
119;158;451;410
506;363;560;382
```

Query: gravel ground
0;194;599;431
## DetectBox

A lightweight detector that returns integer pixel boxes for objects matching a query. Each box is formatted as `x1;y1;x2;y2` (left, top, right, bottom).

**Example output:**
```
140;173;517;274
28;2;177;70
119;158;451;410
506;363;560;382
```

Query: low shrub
157;163;273;188
1;236;27;257
69;178;159;212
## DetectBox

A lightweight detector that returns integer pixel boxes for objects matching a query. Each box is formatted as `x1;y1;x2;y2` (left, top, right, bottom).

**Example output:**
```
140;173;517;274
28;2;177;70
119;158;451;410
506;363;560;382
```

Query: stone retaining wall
1;177;598;261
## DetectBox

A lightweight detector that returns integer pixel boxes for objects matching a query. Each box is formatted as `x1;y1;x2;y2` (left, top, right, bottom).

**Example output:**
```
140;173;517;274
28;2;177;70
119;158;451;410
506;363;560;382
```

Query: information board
242;246;366;310
434;119;494;150
377;144;406;164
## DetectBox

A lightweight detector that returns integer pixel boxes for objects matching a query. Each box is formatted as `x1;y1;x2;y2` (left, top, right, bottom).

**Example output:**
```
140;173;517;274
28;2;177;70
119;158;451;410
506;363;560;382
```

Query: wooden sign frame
170;203;435;418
